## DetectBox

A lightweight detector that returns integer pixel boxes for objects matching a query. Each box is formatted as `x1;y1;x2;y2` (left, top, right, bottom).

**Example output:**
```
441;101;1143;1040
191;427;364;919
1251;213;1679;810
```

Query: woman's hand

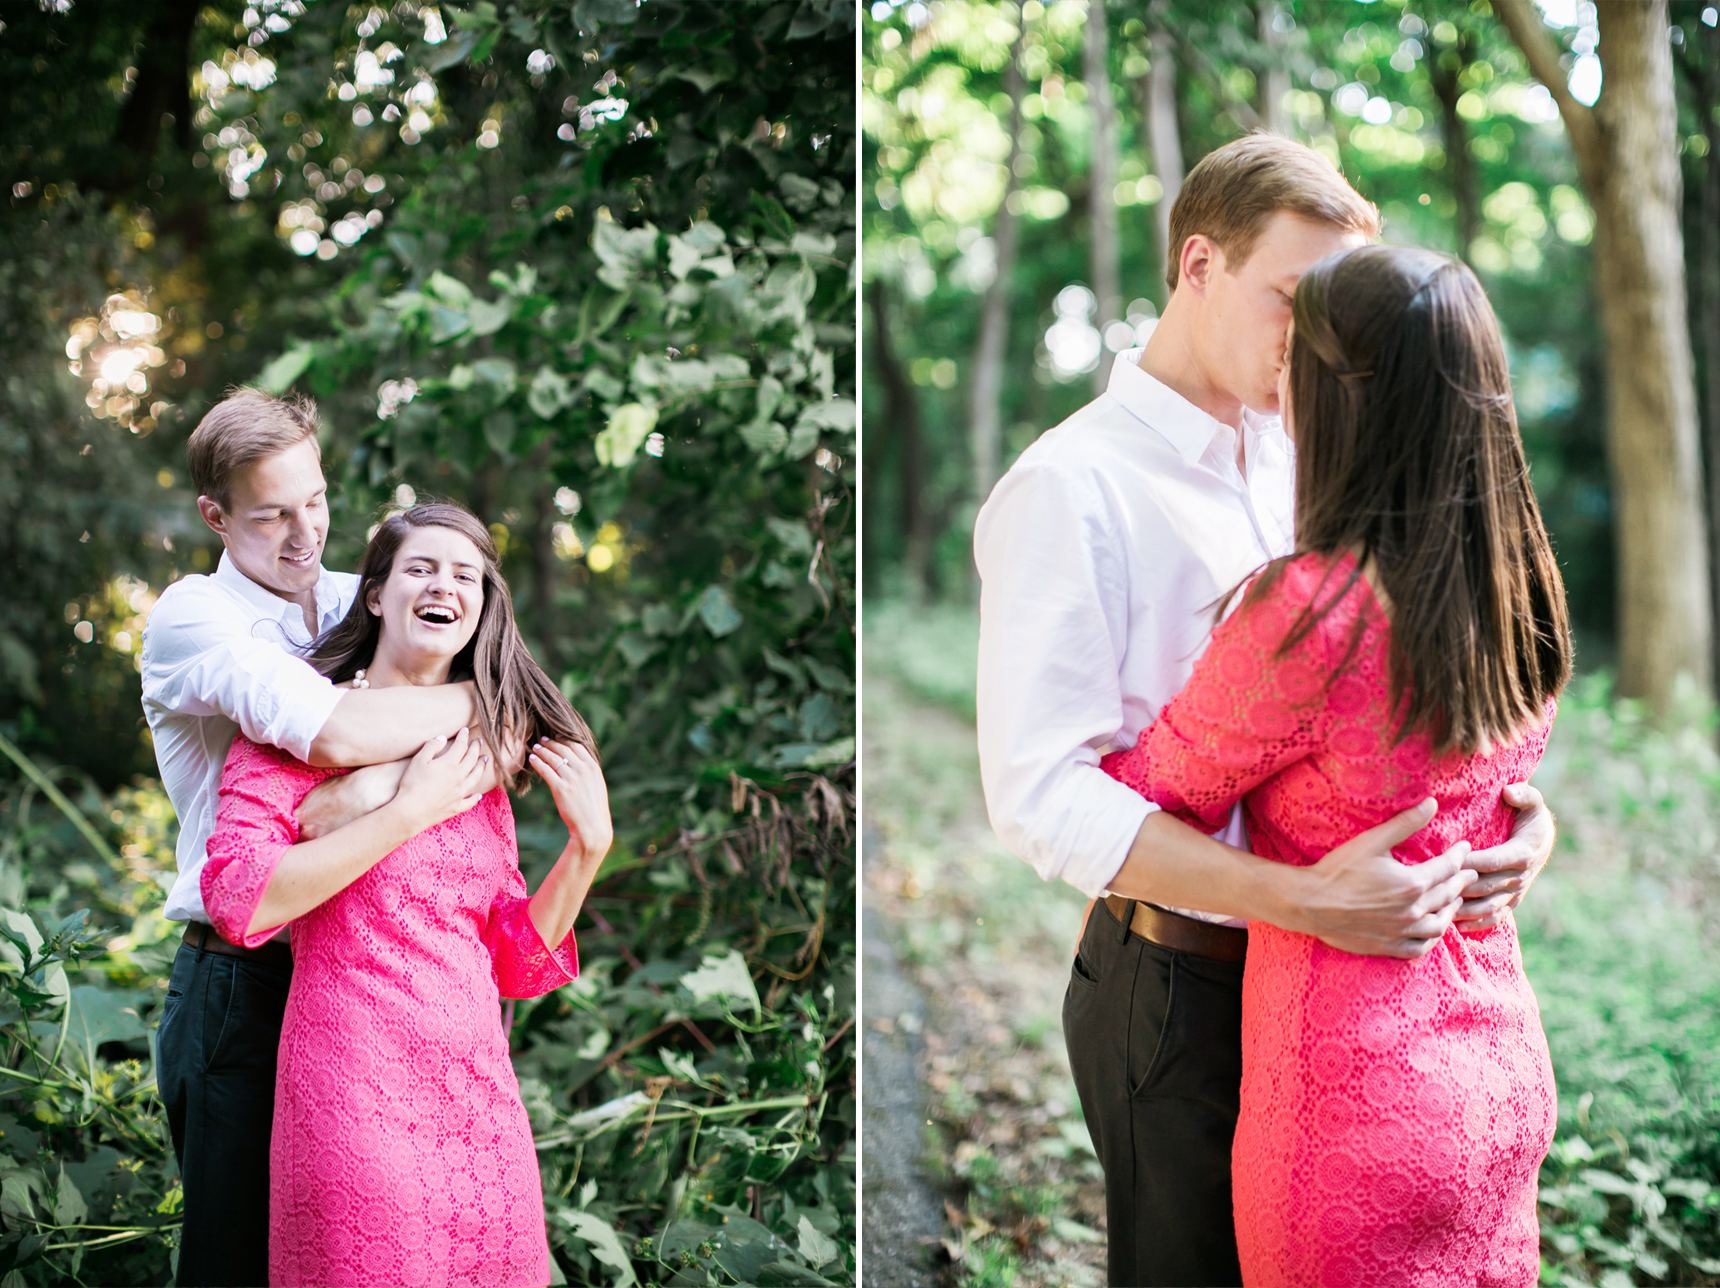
392;727;489;833
529;739;612;864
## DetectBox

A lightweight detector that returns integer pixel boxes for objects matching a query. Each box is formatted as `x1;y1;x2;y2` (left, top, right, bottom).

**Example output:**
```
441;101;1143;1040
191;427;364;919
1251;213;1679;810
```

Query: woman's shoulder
1230;550;1373;644
221;735;329;790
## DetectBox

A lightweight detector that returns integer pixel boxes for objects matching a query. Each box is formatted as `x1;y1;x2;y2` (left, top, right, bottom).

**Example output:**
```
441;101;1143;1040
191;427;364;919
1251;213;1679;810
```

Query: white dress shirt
141;552;359;924
974;348;1297;920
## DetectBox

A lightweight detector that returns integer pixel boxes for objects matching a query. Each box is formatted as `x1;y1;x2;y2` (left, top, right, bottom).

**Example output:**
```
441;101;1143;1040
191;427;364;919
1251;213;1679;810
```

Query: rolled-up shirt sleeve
141;585;345;762
974;461;1157;899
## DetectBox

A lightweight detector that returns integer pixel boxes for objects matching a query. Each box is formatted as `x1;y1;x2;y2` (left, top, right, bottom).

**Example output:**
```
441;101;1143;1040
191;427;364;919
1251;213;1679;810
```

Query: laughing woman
200;503;609;1288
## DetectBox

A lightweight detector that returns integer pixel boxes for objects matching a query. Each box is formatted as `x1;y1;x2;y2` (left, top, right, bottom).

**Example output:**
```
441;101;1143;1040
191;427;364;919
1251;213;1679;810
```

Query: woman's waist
1244;917;1537;1016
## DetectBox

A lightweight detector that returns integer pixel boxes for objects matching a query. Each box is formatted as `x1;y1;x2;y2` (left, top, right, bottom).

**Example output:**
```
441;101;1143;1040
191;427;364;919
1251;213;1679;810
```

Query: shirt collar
213;550;344;633
1106;348;1288;467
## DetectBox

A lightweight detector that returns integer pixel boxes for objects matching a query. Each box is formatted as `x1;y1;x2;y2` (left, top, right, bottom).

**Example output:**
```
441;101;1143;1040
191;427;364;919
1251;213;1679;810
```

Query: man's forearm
307;683;478;767
296;761;409;839
1103;812;1297;923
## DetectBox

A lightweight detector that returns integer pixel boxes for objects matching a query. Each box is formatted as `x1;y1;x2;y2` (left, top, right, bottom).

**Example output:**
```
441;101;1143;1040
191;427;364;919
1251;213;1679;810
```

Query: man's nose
286;509;318;549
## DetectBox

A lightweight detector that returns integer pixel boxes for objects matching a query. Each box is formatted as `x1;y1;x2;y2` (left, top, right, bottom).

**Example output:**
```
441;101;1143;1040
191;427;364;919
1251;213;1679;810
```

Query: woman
1102;246;1570;1287
201;503;610;1288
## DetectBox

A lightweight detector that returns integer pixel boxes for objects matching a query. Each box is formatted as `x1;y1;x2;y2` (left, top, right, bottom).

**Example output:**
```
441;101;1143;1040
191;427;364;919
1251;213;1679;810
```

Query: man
143;389;481;1287
974;135;1555;1287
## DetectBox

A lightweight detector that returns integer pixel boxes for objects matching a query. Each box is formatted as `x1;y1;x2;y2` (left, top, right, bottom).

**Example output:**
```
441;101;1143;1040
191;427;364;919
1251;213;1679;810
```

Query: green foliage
0;744;183;1286
861;0;1628;650
1517;678;1720;1288
1;1;857;1283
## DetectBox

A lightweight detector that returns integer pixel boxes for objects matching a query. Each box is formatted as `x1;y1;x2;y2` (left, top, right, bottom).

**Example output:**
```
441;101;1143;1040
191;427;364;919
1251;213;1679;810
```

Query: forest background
0;1;857;1286
862;2;1720;1287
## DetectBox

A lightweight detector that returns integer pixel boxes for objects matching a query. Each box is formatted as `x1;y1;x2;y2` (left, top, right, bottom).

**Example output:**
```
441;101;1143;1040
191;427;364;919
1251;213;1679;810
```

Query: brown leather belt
183;921;292;970
1103;895;1248;963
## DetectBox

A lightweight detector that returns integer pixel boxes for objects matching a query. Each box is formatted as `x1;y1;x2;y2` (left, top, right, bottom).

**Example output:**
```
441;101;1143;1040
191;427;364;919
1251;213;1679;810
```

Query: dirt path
862;671;1107;1288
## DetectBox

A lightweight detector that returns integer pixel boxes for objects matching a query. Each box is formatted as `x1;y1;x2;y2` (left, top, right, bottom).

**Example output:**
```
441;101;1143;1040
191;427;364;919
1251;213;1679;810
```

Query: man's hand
297;760;410;840
1452;782;1554;932
1283;799;1478;959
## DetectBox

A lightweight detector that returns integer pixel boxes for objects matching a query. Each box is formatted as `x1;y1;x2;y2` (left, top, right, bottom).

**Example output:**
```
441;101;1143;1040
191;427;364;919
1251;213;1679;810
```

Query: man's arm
1104;802;1478;959
297;721;522;839
305;683;478;767
141;585;475;768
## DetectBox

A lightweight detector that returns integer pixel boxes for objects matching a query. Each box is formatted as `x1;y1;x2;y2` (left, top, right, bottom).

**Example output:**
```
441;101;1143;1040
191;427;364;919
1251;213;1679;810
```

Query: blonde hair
187;388;321;510
1165;133;1381;291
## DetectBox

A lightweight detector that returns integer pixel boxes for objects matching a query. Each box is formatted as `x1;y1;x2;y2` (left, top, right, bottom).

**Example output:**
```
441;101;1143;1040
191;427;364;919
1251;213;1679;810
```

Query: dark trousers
1062;902;1245;1288
155;935;290;1288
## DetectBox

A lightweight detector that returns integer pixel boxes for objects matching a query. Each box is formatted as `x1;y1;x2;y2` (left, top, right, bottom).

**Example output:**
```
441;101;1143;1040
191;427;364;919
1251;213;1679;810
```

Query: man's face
197;438;330;600
1200;211;1365;417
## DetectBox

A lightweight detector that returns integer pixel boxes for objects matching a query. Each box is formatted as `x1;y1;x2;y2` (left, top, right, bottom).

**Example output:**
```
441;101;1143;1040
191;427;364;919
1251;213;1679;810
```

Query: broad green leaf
796;397;857;433
696;585;743;638
467;297;511;337
665;236;704;281
797;1214;838;1268
679;950;760;1015
426;270;474;308
594;402;657;468
51;1164;86;1226
449;1;499;30
482;410;516;456
528;367;574;419
471;358;517;395
0;912;41;958
1052;1217;1102;1243
790;231;836;257
778;172;822;213
255;346;314;394
563;1210;640;1287
800;738;853;769
740;420;788;455
429;305;470;344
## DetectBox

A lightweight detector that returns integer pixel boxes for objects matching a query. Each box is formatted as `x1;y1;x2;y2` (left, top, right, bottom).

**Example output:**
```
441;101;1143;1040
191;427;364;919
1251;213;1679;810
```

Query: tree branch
1492;0;1601;169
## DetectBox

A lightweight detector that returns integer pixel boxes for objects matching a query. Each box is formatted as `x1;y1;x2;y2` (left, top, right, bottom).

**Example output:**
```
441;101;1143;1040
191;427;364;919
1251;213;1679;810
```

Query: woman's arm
204;730;489;943
480;739;609;998
525;739;613;948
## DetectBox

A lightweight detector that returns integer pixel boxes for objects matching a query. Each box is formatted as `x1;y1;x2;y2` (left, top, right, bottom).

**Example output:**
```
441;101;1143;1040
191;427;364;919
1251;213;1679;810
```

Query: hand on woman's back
395;726;491;831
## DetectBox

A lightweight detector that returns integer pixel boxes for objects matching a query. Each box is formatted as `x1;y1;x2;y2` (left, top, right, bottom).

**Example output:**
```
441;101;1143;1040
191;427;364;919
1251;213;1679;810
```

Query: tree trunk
1086;0;1120;396
1694;20;1720;683
866;277;930;597
1144;27;1184;301
1498;0;1712;708
105;0;200;188
1256;2;1290;136
1426;35;1479;263
970;22;1027;514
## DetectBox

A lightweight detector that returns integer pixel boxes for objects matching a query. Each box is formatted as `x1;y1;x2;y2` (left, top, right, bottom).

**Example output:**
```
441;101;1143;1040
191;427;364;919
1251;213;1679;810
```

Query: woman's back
1104;550;1557;1288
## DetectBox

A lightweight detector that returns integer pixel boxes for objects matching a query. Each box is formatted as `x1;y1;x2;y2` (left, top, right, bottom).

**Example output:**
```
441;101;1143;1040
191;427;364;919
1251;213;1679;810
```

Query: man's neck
225;549;321;636
1135;296;1246;433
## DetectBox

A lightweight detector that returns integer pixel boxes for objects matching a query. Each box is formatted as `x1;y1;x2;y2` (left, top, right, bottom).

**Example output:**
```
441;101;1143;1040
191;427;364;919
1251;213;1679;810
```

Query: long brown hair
308;502;595;787
1259;244;1571;754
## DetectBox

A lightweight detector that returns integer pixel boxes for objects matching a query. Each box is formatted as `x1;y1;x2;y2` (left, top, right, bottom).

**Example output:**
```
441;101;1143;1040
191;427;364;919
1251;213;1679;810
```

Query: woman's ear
365;581;382;616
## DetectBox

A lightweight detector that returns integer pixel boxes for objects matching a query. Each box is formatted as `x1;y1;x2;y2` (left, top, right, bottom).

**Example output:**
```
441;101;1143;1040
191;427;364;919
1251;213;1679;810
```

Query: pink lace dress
202;736;577;1288
1103;552;1556;1288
